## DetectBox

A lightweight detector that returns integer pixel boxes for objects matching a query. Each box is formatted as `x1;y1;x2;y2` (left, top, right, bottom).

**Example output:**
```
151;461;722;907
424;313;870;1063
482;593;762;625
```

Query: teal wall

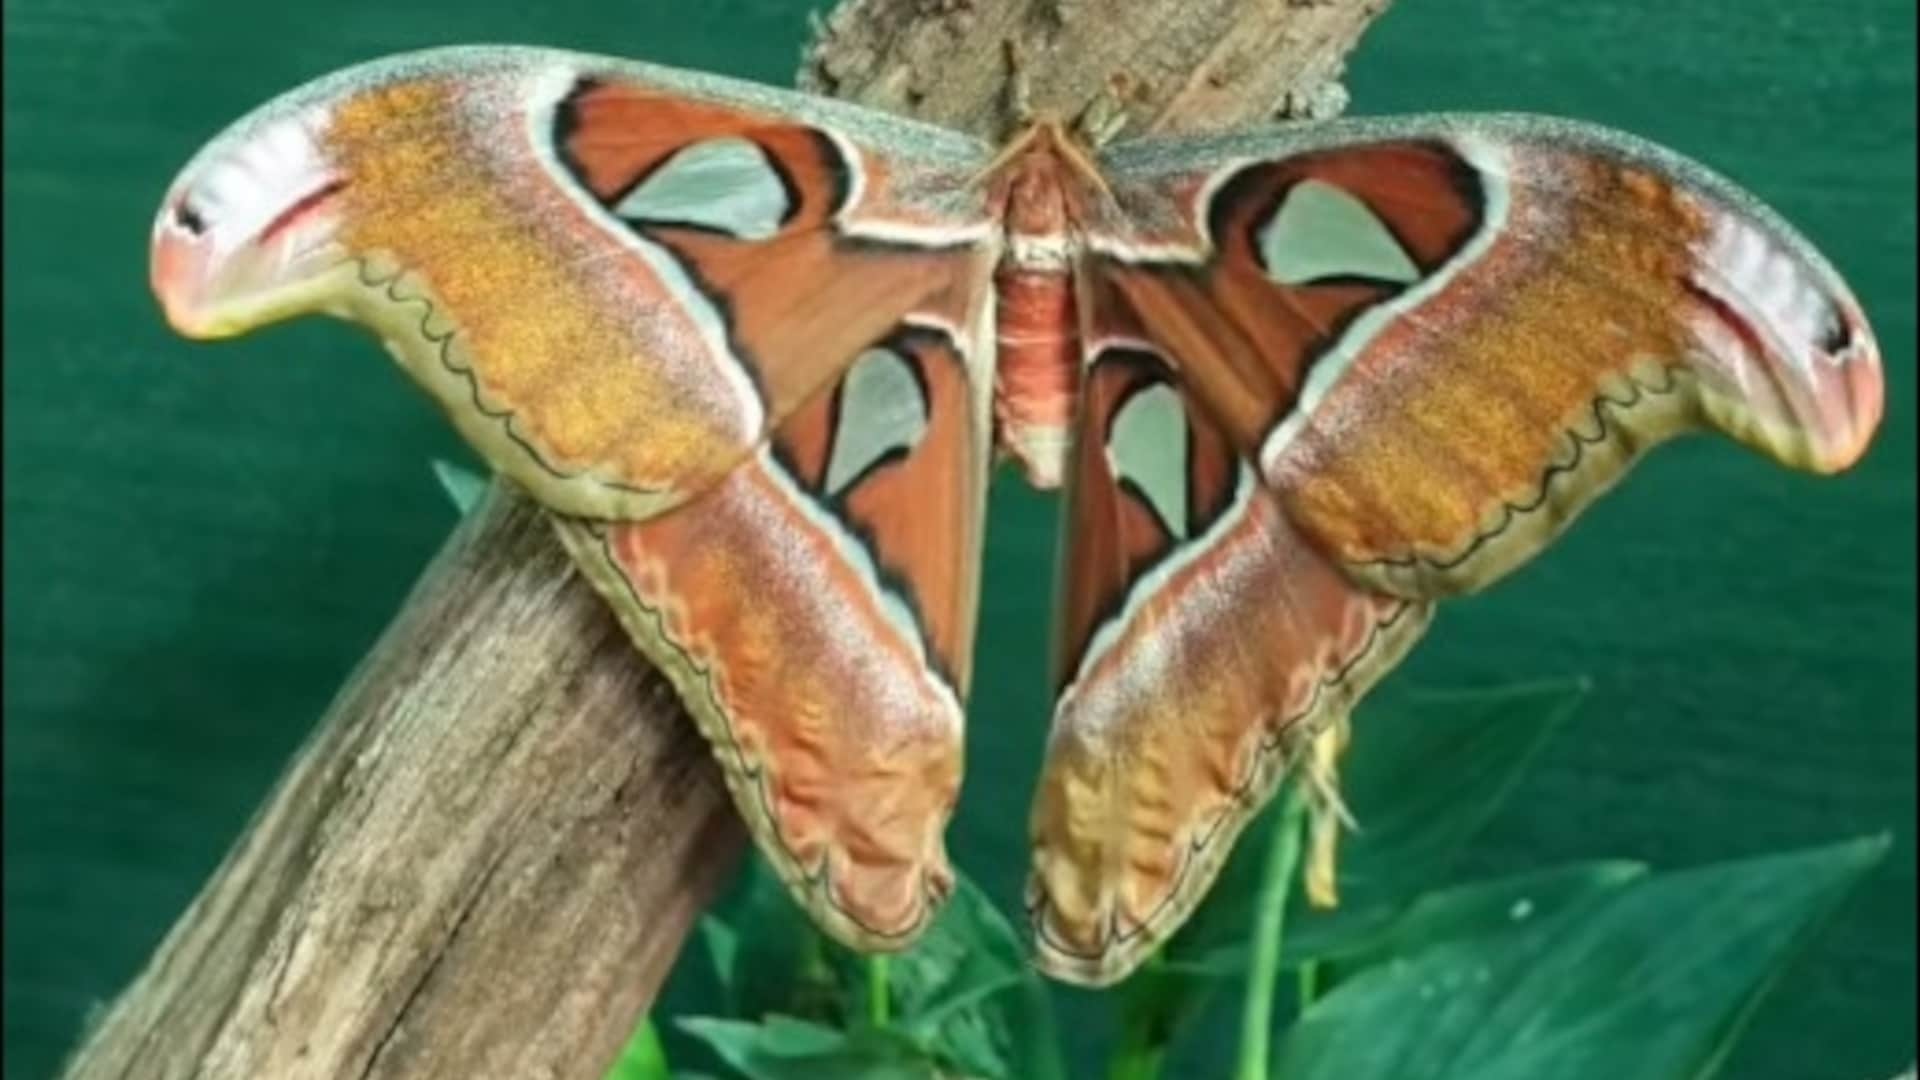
4;1;1912;1077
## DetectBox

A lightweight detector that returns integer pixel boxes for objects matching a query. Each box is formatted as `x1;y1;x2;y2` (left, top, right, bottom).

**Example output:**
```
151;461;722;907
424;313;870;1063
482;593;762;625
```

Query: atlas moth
149;45;1883;987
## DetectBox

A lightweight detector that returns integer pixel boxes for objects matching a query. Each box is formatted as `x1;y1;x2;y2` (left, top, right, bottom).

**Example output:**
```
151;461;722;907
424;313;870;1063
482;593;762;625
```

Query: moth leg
1073;72;1132;148
1275;80;1352;123
1003;38;1037;132
1300;713;1356;908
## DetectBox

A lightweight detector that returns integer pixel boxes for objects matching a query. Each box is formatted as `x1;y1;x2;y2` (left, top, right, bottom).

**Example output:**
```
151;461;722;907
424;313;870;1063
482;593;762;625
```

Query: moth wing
1028;112;1883;985
1026;330;1429;986
554;300;995;949
1091;115;1881;597
154;46;995;520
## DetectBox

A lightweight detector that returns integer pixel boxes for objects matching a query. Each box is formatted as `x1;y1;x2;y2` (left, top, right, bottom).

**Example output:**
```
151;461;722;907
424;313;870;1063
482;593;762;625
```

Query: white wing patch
1258;178;1420;286
614;136;791;240
825;347;929;497
1107;383;1189;539
1691;212;1858;374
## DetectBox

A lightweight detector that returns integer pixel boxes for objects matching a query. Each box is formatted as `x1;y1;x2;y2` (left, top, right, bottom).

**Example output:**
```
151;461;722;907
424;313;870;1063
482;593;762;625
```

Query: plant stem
1236;782;1310;1080
1297;961;1320;1010
867;954;890;1028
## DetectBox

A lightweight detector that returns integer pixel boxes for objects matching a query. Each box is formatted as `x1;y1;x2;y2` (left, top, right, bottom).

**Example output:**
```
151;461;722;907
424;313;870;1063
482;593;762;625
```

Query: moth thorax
993;265;1079;489
996;136;1085;265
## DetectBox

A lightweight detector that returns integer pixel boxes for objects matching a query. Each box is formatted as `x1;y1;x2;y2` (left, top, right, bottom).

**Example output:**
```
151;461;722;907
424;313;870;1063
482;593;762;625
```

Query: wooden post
60;2;1390;1076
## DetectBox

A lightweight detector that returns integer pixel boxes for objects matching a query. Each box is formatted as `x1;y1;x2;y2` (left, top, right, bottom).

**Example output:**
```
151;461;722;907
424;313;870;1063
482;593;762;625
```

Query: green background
3;1;1913;1077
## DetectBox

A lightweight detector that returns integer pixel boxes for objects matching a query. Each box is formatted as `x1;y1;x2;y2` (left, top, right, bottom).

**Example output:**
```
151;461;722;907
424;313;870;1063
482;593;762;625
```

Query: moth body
985;122;1107;488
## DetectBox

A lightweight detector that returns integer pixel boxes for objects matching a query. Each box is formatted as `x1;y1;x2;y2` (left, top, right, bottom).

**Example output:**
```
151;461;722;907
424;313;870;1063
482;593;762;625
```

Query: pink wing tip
1790;296;1883;474
1687;215;1886;474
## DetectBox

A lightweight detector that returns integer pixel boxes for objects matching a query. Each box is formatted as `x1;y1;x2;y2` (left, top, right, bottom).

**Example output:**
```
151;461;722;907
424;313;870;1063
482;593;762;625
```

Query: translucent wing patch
1257;178;1422;286
611;136;793;240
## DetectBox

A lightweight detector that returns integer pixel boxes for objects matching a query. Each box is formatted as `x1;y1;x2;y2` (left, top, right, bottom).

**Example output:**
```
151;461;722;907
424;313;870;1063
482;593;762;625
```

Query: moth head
1683;209;1884;475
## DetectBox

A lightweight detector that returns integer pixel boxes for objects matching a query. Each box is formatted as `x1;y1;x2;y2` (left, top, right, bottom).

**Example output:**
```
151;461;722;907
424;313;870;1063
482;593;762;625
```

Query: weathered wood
60;2;1391;1077
801;0;1387;134
59;485;746;1080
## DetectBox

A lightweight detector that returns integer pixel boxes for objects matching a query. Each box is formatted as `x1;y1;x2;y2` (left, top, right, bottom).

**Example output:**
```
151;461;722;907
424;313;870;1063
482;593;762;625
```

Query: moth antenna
966;120;1038;190
1054;124;1115;201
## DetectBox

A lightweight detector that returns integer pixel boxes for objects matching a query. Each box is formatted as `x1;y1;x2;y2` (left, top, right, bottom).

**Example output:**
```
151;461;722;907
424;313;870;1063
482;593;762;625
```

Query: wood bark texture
801;0;1388;134
59;0;1391;1076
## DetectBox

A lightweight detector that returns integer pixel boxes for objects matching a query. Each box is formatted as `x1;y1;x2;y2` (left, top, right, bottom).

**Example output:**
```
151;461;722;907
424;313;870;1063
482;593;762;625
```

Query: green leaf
604;1016;671;1080
1107;958;1219;1080
922;1005;1013;1080
1001;977;1070;1080
1174;861;1649;979
1339;860;1647;968
676;1015;938;1080
1152;863;1649;1080
699;861;1062;1079
1167;679;1589;969
698;916;740;997
880;875;1063;1080
707;855;839;1023
1309;680;1592;932
430;459;488;515
1270;835;1889;1080
888;877;1026;1034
